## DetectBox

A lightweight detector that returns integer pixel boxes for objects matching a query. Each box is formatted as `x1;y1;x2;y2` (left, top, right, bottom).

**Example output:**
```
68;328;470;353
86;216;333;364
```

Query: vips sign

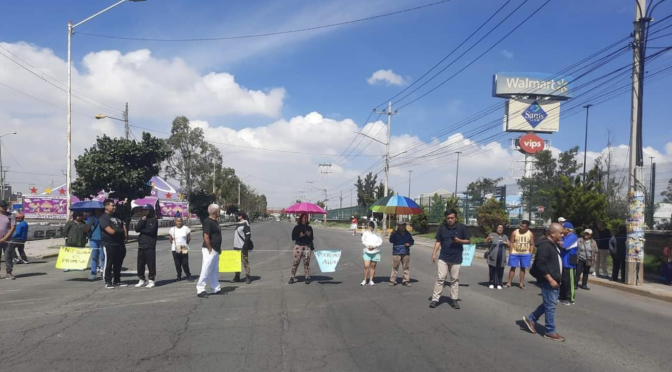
503;98;560;133
516;133;546;154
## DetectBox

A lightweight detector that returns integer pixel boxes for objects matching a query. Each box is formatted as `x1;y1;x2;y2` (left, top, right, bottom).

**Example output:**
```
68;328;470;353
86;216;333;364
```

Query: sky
1;0;671;209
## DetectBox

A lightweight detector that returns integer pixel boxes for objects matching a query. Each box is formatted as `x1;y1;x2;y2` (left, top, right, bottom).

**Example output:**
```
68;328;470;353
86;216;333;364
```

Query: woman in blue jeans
85;209;105;281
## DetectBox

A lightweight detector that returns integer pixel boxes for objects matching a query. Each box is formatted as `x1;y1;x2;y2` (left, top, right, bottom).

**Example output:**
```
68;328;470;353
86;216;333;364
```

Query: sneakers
135;280;147;288
6;273;15;280
389;281;397;286
105;283;115;289
175;277;183;282
543;333;566;342
368;281;375;286
429;301;438;308
580;286;590;290
289;277;295;284
559;300;571;306
497;285;503;290
197;291;209;298
245;277;251;284
591;272;596;277
489;285;495;289
450;299;460;309
114;282;128;287
305;277;311;285
88;274;96;281
146;280;155;288
360;280;367;286
522;316;537;334
211;288;222;295
402;282;412;287
186;276;194;282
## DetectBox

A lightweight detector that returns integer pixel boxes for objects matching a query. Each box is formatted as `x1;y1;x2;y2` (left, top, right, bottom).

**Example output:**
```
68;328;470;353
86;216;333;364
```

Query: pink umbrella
284;202;327;215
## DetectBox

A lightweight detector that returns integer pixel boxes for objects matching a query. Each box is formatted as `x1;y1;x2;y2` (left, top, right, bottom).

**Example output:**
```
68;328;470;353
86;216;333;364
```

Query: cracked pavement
0;221;670;372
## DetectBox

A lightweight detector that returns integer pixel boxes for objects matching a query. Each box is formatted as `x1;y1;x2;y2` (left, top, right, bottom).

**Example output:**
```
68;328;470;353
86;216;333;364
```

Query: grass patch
644;255;661;277
326;222;351;228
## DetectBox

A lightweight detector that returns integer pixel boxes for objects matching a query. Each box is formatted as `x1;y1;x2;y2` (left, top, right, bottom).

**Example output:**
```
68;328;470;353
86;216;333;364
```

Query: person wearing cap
389;221;414;286
134;204;159;288
559;221;578;305
558;217;566;224
232;211;252;284
10;213;29;264
575;229;598;290
0;200;17;279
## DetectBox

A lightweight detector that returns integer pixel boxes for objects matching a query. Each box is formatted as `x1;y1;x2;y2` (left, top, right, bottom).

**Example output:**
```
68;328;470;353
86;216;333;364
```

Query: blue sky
1;0;671;206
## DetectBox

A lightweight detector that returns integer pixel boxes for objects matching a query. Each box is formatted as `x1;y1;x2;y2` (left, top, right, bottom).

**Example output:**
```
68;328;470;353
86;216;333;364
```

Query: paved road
0;221;669;372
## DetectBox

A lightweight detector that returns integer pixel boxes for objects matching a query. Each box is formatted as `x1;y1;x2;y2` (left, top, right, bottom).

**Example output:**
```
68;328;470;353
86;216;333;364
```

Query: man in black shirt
134;204;159;288
100;199;128;289
196;204;222;298
430;209;470;309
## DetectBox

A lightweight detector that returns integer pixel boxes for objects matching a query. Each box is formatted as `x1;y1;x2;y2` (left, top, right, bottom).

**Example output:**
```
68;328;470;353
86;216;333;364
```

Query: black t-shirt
99;212;125;245
202;218;222;253
435;222;470;264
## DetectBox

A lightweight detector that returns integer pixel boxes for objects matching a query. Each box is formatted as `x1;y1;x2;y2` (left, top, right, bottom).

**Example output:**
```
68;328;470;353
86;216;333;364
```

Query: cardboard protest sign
315;250;341;273
55;247;92;270
218;250;242;273
461;244;476;267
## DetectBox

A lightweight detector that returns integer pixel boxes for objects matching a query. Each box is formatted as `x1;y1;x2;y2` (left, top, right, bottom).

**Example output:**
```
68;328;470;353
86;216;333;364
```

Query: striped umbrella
369;195;423;215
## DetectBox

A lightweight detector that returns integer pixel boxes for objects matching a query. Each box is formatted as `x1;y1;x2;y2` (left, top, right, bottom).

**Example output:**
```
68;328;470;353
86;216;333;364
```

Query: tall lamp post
66;0;146;220
95;102;129;139
0;132;18;200
582;104;593;181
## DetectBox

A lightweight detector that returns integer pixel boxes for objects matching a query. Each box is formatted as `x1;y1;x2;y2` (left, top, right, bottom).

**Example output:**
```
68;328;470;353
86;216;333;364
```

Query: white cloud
501;49;514;59
367;69;408;86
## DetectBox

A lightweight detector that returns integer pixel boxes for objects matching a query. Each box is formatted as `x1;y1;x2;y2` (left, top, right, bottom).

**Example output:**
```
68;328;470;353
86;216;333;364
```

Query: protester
0;200;17;280
134;205;159;288
559;222;578;305
485;223;510;289
361;220;383;286
609;225;627;283
168;217;192;282
661;246;672;285
575;229;598;290
233;211;252;284
389;222;414;286
350;216;358;236
506;220;534;289
10;213;28;264
523;223;565;342
100;199;128;289
85;209;104;281
64;212;88;248
290;213;314;284
197;204;222;297
430;209;470;309
594;221;612;277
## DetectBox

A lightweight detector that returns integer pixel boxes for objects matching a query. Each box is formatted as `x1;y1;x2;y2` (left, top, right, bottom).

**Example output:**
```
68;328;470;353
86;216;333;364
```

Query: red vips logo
517;133;545;154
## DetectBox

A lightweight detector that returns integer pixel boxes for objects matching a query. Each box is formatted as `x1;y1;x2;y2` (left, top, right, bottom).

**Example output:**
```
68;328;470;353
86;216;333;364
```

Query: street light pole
454;152;461;196
369;102;396;236
408;170;412;197
582;104;593;182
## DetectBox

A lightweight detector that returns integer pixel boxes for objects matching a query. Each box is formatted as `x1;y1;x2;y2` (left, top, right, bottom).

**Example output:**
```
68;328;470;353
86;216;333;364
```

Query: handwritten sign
218;250;242;273
315;250;342;273
55;247;92;270
461;244;476;267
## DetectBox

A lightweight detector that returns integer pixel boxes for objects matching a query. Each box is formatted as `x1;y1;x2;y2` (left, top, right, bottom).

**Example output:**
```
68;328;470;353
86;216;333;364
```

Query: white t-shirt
169;226;191;251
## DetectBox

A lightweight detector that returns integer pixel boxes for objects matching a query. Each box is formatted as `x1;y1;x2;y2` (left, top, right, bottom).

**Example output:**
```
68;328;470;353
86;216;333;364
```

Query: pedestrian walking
361;220;382;286
506;220;534;289
389;222;414;286
485;223;510;289
168;217;192;282
559;222;578;305
10;213;29;264
575;229;598;290
289;213;314;284
100;199;128;289
85;209;104;281
609;225;627;283
196;204;222;298
350;216;358;236
233;211;253;284
430;209;471;309
523;223;565;342
594;221;612;277
661;246;672;285
135;205;159;288
0;200;17;280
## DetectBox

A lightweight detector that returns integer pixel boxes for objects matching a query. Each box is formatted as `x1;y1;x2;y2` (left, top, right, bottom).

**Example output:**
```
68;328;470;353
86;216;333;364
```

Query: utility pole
372;102;397;236
582;104;592;181
454;152;461;196
649;158;656;227
408;170;412;198
340;191;343;220
212;160;216;195
238;181;241;207
124;102;129;140
319;163;332;225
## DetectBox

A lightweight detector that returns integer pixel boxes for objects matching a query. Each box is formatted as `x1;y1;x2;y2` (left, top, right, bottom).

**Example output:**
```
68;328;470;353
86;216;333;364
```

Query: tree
411;209;429;233
189;189;215;223
477;197;508;234
316;200;326;208
355;172;378;207
661;178;672;204
72;133;172;223
466;177;503;205
428;193;445;223
375;181;394;200
557;146;582;178
547;175;607;229
445;194;462;223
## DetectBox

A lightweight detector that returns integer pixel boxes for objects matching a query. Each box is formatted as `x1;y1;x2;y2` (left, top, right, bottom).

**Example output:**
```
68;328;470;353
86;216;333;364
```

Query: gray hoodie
233;220;251;250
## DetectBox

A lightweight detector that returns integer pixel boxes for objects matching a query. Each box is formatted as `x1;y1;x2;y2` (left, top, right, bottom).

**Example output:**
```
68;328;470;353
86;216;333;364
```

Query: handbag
238;230;254;251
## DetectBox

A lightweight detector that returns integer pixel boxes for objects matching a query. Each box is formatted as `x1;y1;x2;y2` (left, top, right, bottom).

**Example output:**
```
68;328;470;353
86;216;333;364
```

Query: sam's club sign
493;72;572;99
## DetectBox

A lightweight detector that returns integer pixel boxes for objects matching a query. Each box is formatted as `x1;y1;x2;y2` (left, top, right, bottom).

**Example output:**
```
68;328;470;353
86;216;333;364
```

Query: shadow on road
13;272;47;278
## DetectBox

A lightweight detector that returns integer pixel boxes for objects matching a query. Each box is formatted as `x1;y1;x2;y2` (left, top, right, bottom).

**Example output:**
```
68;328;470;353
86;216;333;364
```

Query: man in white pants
197;204;222;298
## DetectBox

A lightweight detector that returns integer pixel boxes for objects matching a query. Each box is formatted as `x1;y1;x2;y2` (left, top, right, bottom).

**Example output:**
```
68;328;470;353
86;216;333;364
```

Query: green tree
189;189;215;223
466;177;503;205
375;181;395;200
661;178;672;204
476;197;508;234
445;194;462;223
547;175;607;229
72;133;172;223
428;193;445;223
316;200;326;208
557;145;582;178
411;209;429;233
355;172;378;207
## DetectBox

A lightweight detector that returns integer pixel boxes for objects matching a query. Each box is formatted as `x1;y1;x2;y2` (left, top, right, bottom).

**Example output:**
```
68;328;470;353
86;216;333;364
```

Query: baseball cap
583;229;593;235
558;217;567;223
562;221;574;230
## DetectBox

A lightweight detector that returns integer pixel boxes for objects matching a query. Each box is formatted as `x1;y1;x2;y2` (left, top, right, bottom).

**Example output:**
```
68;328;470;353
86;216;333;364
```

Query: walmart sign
493;72;572;99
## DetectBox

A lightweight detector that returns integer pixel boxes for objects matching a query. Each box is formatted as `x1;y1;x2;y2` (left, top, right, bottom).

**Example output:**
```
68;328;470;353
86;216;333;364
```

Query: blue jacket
560;233;578;269
389;231;414;255
12;221;28;241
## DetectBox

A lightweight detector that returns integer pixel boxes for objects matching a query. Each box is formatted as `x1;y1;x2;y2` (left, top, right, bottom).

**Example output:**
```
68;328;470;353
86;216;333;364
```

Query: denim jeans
528;282;559;334
89;240;104;275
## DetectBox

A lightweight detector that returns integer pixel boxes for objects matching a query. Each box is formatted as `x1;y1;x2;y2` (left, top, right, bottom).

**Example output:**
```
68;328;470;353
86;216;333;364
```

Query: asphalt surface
0;221;670;372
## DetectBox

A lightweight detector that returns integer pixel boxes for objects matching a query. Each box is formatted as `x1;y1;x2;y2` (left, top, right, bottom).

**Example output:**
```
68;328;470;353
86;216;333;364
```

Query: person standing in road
430;209;471;309
559;222;578;305
196;204;222;298
661;246;672;285
233;211;252;284
594;221;612;278
350;216;358;236
100;199;128;289
361;220;383;286
10;213;29;264
0;200;17;280
485;223;510;289
168;217;192;282
522;223;565;342
63;212;88;273
575;229;598;290
85;209;104;281
506;220;534;289
289;213;314;284
389;222;414;286
609;225;627;283
135;204;159;288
